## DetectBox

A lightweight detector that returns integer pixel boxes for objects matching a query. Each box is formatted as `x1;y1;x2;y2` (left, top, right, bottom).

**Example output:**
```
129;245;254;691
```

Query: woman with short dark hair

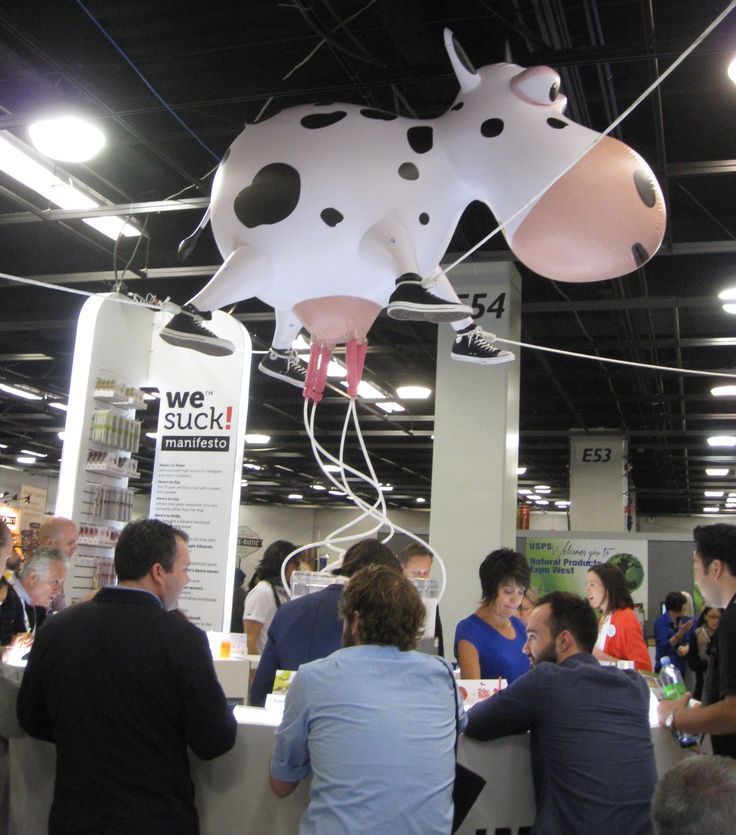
454;548;531;683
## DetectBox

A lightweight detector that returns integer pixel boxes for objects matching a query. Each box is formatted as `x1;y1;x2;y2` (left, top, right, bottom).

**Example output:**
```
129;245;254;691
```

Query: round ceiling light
29;116;105;162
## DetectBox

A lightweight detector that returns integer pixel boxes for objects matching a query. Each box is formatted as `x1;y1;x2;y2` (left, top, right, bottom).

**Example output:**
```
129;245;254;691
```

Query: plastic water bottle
659;656;698;747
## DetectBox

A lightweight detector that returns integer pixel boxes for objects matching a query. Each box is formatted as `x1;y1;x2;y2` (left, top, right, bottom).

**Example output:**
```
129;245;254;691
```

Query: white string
430;1;736;283
494;335;736;379
281;392;447;601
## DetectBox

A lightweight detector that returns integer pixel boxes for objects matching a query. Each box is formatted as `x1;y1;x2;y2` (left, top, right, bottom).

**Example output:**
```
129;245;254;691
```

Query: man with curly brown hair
269;564;466;834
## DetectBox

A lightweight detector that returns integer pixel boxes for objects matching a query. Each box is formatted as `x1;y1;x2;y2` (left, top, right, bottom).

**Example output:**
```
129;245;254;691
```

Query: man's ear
555;629;573;656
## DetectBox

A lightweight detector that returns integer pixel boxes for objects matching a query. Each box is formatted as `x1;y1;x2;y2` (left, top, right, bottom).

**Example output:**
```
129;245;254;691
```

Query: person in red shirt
585;562;652;671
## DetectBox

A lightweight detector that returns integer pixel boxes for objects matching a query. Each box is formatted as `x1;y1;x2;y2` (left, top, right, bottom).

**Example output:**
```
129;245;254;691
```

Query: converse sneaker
451;326;515;364
387;275;472;323
159;304;234;356
258;348;308;387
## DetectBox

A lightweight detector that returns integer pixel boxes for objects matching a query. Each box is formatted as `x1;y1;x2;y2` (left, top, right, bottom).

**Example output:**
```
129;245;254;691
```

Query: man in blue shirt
269;564;466;834
465;591;656;835
653;591;694;674
249;539;399;706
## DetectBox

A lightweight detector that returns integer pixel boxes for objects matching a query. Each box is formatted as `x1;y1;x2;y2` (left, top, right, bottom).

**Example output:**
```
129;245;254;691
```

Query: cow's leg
257;310;308;388
431;270;516;366
159;246;270;356
359;221;471;323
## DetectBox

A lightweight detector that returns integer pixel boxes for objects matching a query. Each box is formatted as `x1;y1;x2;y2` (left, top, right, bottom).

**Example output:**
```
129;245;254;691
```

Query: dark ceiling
1;0;736;518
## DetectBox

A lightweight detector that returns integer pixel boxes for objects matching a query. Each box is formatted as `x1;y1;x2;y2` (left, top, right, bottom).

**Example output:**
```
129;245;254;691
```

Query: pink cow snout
511;136;666;282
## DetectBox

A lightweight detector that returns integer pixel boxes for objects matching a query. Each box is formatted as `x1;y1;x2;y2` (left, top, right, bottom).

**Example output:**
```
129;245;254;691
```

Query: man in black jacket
17;518;237;835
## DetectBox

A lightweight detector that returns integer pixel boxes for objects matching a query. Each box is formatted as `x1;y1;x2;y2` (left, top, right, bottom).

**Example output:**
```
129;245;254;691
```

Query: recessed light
0;383;42;400
245;434;271;444
29;115;105;162
708;436;736;448
376;401;405;413
396;385;432;400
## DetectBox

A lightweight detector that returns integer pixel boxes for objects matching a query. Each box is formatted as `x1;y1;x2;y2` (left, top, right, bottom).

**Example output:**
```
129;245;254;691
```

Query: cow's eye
510;67;562;106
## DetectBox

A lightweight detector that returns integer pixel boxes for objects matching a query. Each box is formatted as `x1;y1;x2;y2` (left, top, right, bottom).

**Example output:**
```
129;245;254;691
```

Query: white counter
8;706;689;835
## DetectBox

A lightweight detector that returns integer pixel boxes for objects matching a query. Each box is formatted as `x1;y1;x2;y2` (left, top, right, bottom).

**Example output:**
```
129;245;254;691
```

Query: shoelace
286;350;307;377
468;329;497;351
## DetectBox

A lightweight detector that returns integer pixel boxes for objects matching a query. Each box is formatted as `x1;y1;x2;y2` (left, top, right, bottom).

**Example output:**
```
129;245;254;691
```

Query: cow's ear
444;28;480;93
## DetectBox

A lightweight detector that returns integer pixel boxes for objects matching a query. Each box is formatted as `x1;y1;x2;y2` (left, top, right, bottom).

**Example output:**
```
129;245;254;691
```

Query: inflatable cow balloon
161;29;665;400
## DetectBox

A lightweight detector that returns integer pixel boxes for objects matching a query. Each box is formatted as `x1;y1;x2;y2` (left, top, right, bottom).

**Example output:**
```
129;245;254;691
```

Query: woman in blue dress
454;548;531;683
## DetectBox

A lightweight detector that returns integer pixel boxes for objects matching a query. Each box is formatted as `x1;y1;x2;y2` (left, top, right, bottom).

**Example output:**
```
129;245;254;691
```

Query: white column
569;432;628;531
429;262;521;658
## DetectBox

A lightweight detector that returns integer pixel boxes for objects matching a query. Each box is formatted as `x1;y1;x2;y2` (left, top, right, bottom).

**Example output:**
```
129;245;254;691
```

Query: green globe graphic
607;553;644;592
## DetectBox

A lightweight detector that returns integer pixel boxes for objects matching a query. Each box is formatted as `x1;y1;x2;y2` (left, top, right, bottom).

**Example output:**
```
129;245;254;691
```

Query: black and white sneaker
451;326;515;365
258;348;308;388
387;275;472;323
159;304;234;356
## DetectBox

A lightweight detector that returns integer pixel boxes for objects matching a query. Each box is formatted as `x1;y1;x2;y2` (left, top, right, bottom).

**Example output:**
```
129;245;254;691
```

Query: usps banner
149;310;251;630
525;537;648;618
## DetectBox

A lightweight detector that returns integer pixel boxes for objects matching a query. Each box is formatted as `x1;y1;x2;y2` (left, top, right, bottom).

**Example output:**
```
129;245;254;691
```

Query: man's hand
676;644;689;657
657;692;689;727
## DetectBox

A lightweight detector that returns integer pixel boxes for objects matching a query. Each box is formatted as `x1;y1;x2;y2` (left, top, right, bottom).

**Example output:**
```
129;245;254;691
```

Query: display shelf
85;465;140;479
93;376;148;411
77;525;121;549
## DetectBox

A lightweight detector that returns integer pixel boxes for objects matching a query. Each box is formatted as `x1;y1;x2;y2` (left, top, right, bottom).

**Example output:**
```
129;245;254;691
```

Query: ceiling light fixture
396;385;432;400
0;130;139;241
729;56;736;85
705;490;725;497
415;497;426;504
310;484;326;491
338;379;386;399
711;385;736;397
534;485;552;493
48;401;68;411
517;467;527;476
245;433;271;444
16;456;36;464
518;488;532;495
706;468;729;476
29;115;105;162
708;436;736;447
288;493;303;500
0;383;43;400
20;449;47;458
376;401;405;414
703;506;720;513
323;464;341;473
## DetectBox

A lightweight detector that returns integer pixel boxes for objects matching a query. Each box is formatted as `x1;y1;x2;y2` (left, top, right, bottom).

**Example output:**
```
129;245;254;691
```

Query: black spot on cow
632;242;649;266
547;117;567;129
480;118;504;138
360;108;397;121
320;208;344;227
300;111;347;129
233;163;301;229
221;147;231;165
407;126;433;154
399;163;419;180
633;169;657;208
451;102;464;111
419;213;430;225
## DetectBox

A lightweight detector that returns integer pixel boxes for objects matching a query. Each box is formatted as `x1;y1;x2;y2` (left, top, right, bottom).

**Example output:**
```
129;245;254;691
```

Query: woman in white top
243;540;299;654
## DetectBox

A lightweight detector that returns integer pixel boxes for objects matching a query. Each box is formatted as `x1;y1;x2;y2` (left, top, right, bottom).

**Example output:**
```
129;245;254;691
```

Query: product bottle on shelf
659;656;699;747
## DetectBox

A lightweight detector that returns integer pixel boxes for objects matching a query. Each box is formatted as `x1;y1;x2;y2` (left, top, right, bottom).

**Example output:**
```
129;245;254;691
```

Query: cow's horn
444;28;480;93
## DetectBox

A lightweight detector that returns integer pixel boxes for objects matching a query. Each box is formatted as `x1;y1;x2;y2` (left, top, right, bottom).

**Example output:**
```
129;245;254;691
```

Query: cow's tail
178;205;211;263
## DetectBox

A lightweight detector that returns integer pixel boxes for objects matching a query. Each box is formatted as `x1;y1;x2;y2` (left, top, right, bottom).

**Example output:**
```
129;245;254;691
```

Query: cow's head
442;29;666;282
